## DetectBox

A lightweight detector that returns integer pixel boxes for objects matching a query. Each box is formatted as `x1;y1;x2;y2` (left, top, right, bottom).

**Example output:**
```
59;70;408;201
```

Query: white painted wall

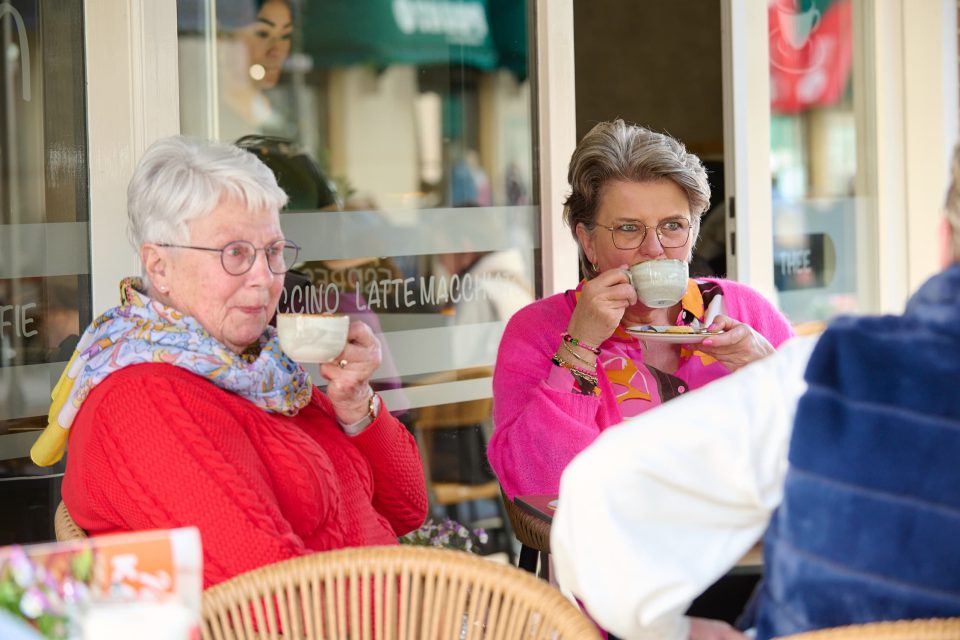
721;0;775;300
535;0;580;295
902;0;958;296
85;0;180;314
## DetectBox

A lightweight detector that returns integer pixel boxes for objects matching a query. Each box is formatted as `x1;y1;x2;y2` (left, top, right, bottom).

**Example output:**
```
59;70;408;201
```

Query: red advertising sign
769;0;852;114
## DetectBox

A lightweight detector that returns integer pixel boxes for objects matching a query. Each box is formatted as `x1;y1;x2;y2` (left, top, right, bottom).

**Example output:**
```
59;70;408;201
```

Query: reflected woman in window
31;136;427;588
242;0;292;90
488;120;795;501
218;0;294;141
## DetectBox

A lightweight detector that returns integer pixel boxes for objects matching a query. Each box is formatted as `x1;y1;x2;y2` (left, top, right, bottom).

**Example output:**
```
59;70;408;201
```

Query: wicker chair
201;545;600;640
778;618;960;639
502;495;551;581
54;500;87;541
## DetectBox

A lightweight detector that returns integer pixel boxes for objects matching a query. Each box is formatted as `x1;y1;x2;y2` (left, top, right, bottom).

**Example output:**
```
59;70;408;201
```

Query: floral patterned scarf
31;277;312;466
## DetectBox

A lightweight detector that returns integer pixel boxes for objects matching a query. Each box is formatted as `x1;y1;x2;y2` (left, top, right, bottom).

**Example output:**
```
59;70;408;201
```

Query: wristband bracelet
338;392;379;435
561;332;601;355
561;340;596;366
552;354;600;396
551;353;598;379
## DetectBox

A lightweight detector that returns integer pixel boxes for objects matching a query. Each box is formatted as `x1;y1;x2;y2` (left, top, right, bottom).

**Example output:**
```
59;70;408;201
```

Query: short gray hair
563;120;711;277
127;135;289;249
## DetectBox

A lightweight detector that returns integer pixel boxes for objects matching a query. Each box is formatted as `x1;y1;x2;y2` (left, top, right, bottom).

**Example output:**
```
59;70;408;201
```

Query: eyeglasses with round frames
594;218;691;250
158;240;301;275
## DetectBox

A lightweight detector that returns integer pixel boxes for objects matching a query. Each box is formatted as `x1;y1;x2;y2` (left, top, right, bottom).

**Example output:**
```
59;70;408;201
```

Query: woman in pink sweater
488;120;794;502
32;136;427;588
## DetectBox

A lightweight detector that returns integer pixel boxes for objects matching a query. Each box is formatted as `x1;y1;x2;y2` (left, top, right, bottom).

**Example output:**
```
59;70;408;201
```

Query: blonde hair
944;144;960;261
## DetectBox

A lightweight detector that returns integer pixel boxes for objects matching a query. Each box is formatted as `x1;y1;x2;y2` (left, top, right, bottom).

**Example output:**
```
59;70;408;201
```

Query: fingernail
702;339;713;347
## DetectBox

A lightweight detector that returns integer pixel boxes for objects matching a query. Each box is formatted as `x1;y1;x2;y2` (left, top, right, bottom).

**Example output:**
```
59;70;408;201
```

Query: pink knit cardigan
488;278;794;499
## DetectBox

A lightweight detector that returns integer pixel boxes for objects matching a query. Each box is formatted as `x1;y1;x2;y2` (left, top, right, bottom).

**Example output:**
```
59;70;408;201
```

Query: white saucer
625;325;723;344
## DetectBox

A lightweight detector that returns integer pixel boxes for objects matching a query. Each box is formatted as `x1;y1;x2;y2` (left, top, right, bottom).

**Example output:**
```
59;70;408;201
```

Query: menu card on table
0;527;202;640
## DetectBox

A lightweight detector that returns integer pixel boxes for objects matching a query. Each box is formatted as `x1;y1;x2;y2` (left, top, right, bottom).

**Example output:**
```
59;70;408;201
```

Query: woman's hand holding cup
276;313;349;363
276;313;381;423
567;265;637;348
320;320;382;424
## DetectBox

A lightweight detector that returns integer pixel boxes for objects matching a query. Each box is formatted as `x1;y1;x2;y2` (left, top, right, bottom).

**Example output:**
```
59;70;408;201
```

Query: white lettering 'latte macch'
359;273;501;311
280;273;517;313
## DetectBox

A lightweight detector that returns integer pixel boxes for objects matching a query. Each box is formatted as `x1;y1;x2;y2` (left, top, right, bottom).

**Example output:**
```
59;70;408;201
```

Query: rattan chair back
502;497;550;555
54;500;87;541
201;545;599;640
778;618;960;640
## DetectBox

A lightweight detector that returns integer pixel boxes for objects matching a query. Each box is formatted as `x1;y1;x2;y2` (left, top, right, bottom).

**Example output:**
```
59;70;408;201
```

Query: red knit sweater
62;363;428;588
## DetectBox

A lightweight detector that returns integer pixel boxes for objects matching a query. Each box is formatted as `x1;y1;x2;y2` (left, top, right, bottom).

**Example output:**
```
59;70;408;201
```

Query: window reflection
769;0;865;322
176;0;537;349
178;0;537;554
1;0;88;544
177;0;533;212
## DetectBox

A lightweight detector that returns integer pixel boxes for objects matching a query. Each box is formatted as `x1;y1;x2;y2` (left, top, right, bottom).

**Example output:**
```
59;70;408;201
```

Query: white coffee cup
276;313;349;363
626;259;689;308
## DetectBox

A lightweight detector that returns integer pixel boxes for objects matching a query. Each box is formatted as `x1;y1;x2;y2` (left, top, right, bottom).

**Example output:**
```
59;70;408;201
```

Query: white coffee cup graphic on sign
776;0;821;50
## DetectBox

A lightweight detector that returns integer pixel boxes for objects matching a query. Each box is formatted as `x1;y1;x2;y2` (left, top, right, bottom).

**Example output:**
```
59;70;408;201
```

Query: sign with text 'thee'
774;233;835;291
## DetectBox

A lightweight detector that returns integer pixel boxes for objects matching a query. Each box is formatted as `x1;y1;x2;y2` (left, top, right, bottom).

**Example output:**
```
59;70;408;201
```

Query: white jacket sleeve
551;336;819;640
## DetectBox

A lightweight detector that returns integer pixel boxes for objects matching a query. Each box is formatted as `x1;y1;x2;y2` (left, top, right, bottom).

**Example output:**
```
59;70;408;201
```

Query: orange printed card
0;528;202;640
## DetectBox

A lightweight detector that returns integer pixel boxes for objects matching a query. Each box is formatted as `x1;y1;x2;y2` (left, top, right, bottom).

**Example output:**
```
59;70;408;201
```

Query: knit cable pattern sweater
62;363;428;588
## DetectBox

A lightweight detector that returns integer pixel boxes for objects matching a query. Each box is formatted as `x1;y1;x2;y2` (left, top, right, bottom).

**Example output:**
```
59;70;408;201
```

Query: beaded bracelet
551;353;598;379
561;340;596;365
561;332;601;355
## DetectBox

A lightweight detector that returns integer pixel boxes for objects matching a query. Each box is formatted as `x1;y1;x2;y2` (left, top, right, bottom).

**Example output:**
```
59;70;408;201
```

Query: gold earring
591;262;599;273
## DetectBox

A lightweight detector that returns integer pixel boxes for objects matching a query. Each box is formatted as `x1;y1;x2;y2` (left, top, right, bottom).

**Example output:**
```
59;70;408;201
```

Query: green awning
488;0;528;79
301;0;526;75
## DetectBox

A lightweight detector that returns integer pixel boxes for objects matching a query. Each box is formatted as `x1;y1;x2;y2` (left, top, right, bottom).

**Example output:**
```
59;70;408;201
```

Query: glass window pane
0;0;90;544
178;0;537;551
769;0;871;323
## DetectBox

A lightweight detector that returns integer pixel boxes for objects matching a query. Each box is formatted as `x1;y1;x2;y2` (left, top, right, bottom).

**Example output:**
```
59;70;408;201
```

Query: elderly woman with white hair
31;136;427;588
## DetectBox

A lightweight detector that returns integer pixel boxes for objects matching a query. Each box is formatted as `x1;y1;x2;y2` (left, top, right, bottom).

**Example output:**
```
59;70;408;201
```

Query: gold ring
338;359;348;369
